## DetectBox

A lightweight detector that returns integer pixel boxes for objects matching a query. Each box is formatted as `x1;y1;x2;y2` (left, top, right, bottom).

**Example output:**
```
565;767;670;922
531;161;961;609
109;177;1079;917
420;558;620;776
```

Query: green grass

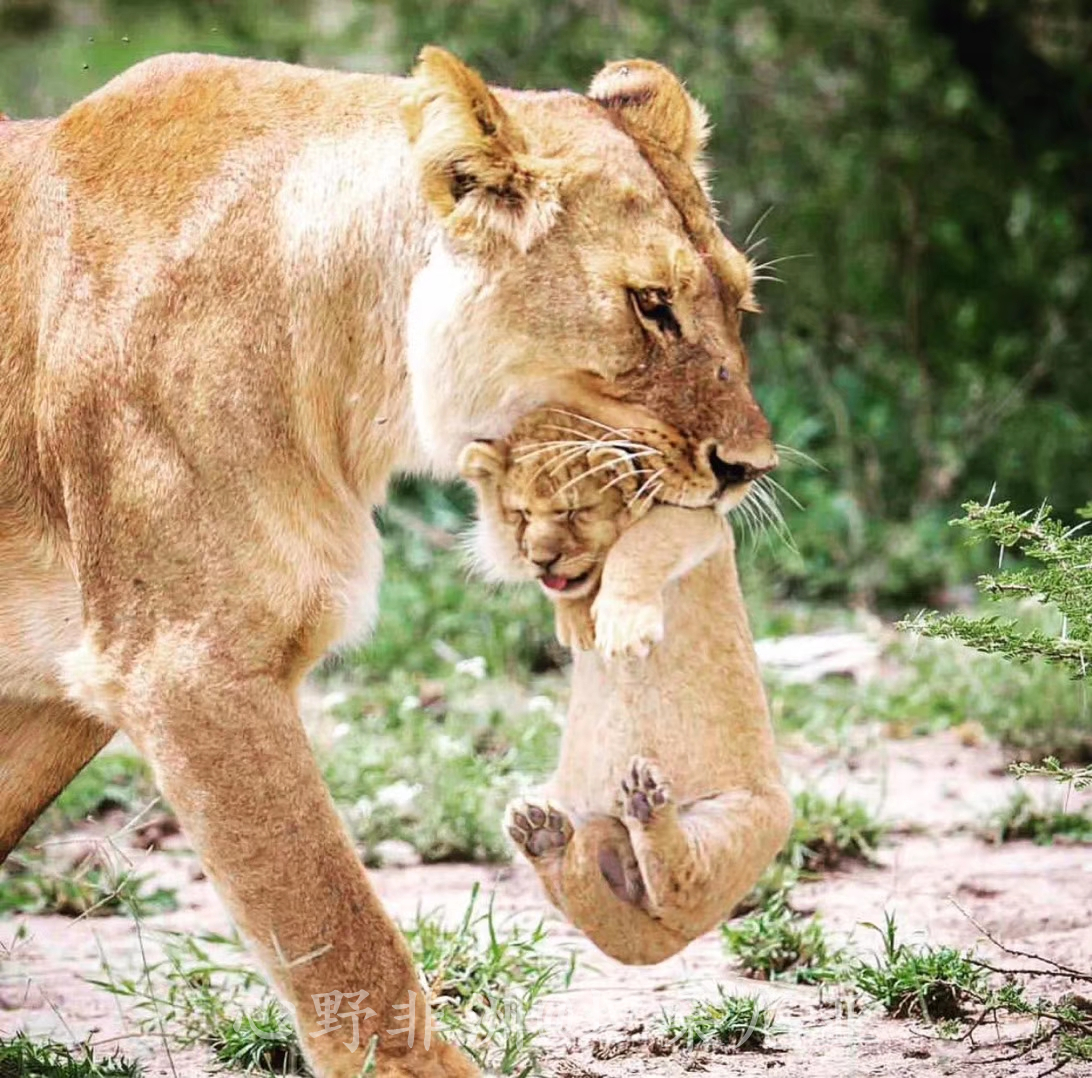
0;853;177;918
783;790;885;872
984;790;1092;845
93;929;308;1075
328;509;558;684
405;884;577;1074
850;913;986;1021
26;752;158;842
319;671;559;864
772;633;1091;762
660;989;780;1052
720;892;847;984
0;1033;143;1078
94;886;574;1077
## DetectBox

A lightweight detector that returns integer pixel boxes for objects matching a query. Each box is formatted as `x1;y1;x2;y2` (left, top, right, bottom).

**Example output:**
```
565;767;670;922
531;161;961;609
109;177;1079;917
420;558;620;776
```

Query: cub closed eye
629;287;680;338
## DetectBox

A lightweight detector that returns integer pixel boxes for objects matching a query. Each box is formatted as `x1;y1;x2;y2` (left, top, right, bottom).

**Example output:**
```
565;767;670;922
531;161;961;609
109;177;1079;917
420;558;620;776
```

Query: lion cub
459;413;793;965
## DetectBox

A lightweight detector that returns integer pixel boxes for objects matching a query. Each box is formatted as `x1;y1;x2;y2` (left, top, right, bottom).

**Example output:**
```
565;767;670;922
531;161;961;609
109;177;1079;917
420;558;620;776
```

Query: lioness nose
708;444;777;493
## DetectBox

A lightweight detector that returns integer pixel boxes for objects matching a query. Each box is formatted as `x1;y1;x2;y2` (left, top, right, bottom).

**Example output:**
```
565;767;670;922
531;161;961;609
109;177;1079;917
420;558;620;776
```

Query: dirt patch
2;731;1090;1077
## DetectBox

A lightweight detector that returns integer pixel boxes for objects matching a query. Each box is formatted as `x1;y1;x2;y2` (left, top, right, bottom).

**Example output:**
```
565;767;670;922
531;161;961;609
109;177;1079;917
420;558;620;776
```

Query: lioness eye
629;287;680;337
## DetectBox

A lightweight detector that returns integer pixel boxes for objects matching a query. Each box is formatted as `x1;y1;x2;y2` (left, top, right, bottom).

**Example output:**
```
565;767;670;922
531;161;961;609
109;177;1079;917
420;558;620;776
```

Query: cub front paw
554;599;596;652
621;756;672;825
592;595;665;660
505;798;573;859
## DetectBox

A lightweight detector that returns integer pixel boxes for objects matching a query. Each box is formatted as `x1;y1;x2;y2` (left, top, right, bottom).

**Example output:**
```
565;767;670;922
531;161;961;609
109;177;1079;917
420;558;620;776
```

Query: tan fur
461;415;792;964
1;48;775;1076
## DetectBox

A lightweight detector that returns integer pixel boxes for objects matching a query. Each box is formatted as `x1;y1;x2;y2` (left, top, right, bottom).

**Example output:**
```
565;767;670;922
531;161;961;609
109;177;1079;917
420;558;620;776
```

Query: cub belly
549;546;770;818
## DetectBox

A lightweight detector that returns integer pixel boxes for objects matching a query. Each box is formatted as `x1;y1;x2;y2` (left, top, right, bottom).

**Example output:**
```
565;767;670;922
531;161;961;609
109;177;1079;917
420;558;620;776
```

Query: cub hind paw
505;798;573;859
621;756;672;824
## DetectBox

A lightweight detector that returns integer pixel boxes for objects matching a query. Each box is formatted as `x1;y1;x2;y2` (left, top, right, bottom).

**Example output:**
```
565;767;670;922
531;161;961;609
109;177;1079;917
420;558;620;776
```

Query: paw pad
505;799;573;858
621;756;671;824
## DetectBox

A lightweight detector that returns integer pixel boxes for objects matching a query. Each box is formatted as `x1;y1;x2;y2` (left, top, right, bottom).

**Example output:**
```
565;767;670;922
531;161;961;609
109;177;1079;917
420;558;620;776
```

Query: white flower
455;656;487;679
526;695;555;715
321;689;350;712
434;734;464;759
331;722;352;741
400;694;421;713
376;781;421;811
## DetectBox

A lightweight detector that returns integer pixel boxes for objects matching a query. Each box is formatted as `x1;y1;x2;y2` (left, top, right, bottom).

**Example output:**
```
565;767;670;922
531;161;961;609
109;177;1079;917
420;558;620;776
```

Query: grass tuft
93;886;574;1077
851;912;985;1021
984;790;1092;845
720;892;847;984
0;853;177;918
660;988;779;1052
0;1032;143;1078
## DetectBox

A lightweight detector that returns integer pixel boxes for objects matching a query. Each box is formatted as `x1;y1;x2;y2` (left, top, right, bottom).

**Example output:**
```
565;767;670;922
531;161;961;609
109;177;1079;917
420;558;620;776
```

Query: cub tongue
541;574;570;592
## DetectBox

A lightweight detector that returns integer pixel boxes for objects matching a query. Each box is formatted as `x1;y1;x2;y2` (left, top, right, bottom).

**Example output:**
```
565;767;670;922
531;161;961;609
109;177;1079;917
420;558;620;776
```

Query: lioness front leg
621;757;793;939
78;652;476;1078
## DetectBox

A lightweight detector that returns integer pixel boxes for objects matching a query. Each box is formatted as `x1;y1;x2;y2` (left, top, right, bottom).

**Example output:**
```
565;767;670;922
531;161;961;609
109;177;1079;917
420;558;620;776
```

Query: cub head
457;413;652;600
403;50;775;512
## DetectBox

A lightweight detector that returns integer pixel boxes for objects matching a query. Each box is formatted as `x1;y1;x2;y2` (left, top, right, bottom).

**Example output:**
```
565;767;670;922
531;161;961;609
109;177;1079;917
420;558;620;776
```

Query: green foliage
209;1000;307;1075
0;853;178;918
906;500;1092;675
0;1033;143;1078
1011;756;1092;791
659;989;779;1051
720;892;847;984
984;790;1092;846
851;913;985;1021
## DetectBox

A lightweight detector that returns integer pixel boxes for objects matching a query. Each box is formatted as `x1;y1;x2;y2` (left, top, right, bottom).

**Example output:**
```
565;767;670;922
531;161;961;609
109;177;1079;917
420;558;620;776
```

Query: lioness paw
592;595;665;660
621;756;672;825
506;798;573;859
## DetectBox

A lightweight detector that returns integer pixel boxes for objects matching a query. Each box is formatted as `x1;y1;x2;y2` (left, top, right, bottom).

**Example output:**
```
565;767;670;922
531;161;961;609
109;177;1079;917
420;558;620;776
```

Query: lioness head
403;50;775;513
458;411;656;600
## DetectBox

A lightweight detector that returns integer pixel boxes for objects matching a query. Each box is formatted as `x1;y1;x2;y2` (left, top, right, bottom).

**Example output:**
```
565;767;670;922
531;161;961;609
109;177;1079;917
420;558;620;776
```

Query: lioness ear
588;59;710;178
458;441;506;484
402;47;560;253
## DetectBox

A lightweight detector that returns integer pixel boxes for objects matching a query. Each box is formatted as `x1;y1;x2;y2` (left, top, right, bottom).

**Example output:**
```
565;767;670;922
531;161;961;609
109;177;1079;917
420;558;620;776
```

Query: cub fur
460;413;793;964
2;50;775;1077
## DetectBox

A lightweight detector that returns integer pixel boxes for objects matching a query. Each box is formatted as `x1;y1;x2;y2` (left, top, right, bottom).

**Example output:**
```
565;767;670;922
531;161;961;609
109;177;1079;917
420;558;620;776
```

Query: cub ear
401;47;560;253
588;59;710;177
458;441;506;484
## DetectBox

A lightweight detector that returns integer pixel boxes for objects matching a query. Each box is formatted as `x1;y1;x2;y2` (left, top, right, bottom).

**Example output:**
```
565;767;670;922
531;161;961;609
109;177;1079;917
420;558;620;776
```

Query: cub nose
530;555;559;572
707;444;777;494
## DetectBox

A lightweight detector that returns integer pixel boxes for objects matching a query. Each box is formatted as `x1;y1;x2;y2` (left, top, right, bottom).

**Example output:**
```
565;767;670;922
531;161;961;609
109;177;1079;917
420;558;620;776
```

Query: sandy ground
2;729;1091;1078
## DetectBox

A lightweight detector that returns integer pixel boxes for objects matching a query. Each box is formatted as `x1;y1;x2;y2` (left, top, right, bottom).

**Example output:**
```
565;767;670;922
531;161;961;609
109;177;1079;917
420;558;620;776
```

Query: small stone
372;839;421;868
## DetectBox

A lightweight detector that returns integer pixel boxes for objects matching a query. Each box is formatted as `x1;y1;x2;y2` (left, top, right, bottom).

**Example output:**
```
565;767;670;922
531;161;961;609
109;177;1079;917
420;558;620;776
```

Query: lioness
460;413;792;964
0;49;774;1077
